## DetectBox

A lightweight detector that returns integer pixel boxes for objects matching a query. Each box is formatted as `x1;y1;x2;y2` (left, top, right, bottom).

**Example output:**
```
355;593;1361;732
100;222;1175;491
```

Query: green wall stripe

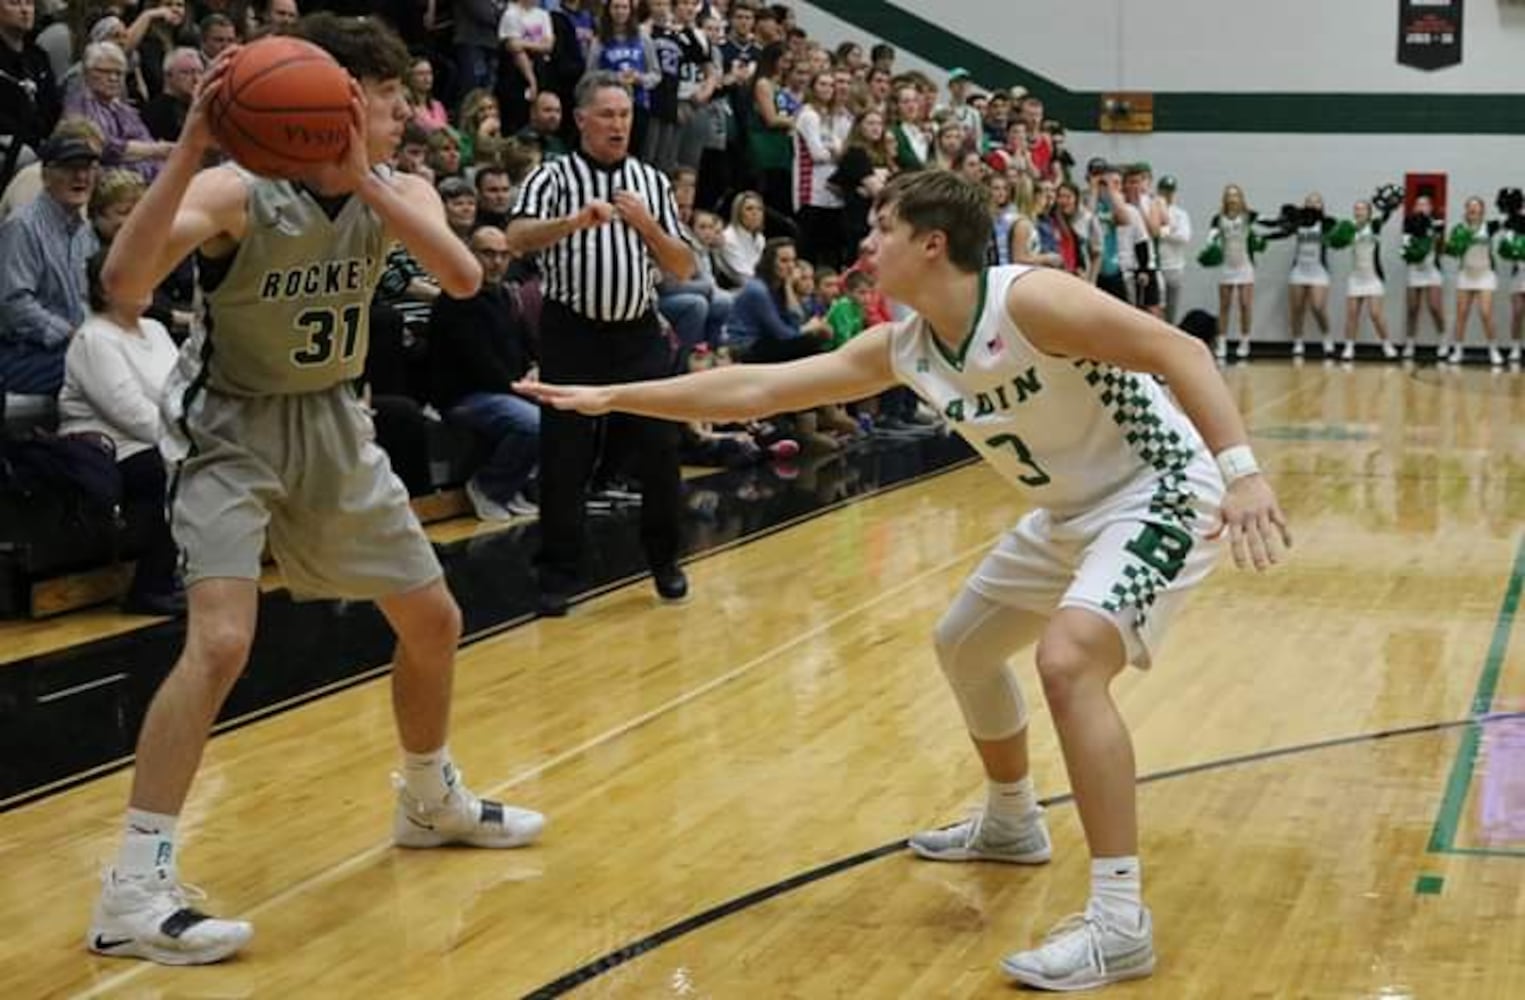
809;0;1525;134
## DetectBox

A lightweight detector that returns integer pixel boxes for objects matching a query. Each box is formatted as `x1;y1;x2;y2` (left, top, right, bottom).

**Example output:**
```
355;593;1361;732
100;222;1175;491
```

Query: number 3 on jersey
291;305;362;368
985;433;1051;487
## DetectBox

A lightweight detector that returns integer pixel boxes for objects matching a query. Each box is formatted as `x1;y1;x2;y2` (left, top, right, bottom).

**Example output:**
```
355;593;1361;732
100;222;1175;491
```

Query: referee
506;71;696;617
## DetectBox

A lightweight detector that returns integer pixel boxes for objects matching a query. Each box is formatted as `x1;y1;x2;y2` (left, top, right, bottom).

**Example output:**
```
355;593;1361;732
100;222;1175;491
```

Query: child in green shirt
825;270;877;350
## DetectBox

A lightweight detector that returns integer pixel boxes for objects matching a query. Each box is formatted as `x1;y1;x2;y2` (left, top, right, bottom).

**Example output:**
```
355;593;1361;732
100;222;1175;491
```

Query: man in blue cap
0;130;100;395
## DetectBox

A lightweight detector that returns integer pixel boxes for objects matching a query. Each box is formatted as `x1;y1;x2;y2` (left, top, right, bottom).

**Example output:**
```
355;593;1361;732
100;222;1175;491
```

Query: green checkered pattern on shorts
1074;361;1203;626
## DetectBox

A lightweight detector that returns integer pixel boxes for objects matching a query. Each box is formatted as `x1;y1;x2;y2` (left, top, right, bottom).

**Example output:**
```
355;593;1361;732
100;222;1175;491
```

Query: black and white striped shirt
509;149;682;323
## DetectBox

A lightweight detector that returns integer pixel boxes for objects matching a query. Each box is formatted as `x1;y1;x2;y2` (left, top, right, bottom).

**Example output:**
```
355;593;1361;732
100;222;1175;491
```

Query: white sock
984;776;1038;828
118;808;178;881
402;747;459;805
1089;856;1145;931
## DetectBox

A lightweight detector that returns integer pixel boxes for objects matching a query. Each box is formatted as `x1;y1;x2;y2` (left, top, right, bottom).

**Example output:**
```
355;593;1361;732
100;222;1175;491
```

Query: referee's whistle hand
611;191;655;231
576;201;616;230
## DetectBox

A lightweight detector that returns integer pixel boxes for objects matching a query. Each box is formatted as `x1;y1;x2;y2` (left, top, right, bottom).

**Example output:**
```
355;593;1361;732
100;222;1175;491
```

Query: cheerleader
1328;198;1397;360
1198;184;1267;360
1499;187;1525;365
1268;194;1334;357
1444;196;1501;366
1401;195;1446;360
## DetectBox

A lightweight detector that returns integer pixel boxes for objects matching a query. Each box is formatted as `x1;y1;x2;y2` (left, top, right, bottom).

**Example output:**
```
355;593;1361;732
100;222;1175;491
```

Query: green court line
1415;874;1444;895
1426;535;1525;854
1434;845;1525;858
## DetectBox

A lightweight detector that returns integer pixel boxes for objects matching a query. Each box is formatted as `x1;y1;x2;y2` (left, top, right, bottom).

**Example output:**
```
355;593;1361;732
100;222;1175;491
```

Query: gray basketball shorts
164;384;442;600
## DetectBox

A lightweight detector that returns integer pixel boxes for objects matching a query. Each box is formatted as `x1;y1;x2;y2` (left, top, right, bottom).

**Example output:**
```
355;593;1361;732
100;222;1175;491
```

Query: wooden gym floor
3;360;1524;998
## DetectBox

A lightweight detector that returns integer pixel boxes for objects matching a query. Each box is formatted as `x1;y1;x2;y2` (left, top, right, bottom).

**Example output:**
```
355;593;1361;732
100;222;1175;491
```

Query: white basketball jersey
887;265;1222;524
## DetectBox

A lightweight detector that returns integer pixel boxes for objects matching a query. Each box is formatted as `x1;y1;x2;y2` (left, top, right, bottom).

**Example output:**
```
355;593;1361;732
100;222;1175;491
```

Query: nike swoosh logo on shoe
93;934;134;951
406;815;436;831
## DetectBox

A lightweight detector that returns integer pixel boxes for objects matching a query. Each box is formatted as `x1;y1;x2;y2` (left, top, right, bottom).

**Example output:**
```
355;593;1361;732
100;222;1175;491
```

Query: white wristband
1215;445;1260;484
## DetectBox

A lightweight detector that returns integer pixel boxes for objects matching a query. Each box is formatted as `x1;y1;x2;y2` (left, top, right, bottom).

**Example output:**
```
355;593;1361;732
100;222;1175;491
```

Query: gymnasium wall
796;0;1525;340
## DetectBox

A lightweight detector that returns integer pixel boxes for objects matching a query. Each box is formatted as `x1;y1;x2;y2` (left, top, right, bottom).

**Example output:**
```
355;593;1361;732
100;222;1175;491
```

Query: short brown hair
874;170;991;274
294;12;410;83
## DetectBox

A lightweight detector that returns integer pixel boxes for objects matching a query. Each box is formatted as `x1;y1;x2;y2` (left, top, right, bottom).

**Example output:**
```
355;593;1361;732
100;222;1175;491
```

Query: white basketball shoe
1002;908;1156;991
908;810;1052;865
88;869;253;965
393;772;545;849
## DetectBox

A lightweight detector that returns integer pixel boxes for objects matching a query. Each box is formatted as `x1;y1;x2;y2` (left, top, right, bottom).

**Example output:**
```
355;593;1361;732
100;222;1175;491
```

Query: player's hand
182;46;238;153
513;379;615;416
1208;474;1292;572
325;80;374;191
574;200;615;230
611;190;656;234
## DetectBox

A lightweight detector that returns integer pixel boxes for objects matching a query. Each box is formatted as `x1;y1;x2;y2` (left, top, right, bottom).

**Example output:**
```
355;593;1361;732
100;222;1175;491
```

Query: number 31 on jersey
291;305;363;368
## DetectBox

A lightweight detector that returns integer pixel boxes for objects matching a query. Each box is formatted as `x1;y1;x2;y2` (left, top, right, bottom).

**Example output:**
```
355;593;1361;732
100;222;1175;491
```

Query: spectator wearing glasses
430;226;541;521
66;42;174;181
142;46;201;142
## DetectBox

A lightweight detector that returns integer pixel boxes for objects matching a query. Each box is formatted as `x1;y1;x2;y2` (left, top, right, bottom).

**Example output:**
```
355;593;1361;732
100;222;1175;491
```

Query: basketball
210;36;353;178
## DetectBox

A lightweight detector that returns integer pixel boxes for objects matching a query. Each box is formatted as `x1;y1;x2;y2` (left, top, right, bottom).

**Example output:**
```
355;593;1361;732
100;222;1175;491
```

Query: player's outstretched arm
1008;268;1292;571
103;52;243;305
515;324;900;422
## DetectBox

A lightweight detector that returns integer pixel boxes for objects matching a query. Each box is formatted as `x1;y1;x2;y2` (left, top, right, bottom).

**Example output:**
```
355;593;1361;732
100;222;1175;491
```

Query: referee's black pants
536;300;682;595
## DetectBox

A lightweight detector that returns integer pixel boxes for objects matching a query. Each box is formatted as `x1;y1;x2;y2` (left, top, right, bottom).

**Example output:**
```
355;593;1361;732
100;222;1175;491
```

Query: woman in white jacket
792;71;852;269
57;253;183;615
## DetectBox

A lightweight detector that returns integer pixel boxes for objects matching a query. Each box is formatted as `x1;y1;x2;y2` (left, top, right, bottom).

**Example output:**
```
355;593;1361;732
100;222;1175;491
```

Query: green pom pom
1445;225;1475;257
1197;242;1224;267
1500;235;1525;262
1248;232;1268;254
1326;220;1357;249
1401;238;1432;264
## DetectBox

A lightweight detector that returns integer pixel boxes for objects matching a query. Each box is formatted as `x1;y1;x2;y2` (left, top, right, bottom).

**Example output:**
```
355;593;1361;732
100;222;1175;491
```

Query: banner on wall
1397;0;1464;71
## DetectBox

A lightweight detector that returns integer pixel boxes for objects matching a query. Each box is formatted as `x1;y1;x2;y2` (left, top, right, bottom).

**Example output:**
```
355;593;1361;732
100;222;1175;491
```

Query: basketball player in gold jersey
86;15;543;966
518;170;1291;991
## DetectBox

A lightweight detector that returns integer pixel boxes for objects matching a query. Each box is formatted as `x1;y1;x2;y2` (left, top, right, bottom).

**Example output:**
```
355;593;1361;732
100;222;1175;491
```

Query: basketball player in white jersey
518;170;1291;991
86;15;543;966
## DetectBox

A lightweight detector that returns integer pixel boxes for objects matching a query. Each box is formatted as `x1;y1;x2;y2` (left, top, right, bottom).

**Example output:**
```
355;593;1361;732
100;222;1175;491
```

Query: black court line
521;711;1525;999
0;454;978;814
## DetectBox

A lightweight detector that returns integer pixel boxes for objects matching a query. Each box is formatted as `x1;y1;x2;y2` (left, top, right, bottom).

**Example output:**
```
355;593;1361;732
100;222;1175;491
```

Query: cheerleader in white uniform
1199;184;1264;360
1401;195;1446;360
1445;196;1501;366
1333;200;1397;361
1269;194;1334;357
1499;188;1525;365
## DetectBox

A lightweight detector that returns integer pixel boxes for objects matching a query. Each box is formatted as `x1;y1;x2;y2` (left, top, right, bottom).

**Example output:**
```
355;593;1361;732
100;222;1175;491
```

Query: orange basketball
210;36;352;178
